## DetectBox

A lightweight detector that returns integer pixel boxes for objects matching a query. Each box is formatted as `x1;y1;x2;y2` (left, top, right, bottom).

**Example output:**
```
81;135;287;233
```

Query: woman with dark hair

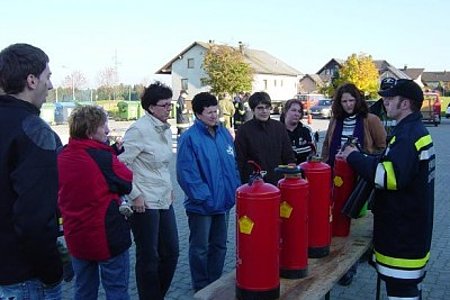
281;99;315;164
235;92;295;185
322;83;386;167
321;83;386;286
119;81;179;299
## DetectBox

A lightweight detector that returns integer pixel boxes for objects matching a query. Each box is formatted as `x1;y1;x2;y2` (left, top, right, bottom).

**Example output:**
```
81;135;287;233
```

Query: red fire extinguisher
299;157;332;258
332;156;357;237
236;161;280;300
275;165;309;279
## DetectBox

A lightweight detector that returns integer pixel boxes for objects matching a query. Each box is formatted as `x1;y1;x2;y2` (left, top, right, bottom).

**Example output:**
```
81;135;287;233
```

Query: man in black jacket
0;43;63;299
340;79;434;300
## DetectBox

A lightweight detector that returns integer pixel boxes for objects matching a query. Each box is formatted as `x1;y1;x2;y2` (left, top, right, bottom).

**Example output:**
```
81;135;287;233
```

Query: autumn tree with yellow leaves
322;53;379;98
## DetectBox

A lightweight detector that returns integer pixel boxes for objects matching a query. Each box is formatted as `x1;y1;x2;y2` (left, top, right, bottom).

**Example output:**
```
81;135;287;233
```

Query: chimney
404;64;408;70
238;41;244;55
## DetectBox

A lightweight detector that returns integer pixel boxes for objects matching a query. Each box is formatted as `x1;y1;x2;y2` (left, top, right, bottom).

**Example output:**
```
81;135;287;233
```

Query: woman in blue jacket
177;92;241;292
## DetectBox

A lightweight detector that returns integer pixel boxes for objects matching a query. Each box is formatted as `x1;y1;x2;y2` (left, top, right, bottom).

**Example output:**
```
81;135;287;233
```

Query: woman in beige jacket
119;82;179;300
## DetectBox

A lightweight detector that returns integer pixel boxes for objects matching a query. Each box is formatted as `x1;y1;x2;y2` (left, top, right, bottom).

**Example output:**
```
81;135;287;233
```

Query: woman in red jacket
58;106;133;300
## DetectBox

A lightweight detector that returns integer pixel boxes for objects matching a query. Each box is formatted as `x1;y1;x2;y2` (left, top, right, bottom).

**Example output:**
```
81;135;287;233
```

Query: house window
281;80;284;87
274;80;277;87
187;58;194;69
181;78;188;91
263;80;268;90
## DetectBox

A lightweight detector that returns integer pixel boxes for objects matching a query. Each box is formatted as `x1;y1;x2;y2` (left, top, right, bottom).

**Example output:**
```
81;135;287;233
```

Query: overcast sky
1;0;448;87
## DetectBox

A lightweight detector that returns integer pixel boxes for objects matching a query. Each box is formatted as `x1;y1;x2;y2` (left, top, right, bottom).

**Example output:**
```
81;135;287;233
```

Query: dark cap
378;79;424;103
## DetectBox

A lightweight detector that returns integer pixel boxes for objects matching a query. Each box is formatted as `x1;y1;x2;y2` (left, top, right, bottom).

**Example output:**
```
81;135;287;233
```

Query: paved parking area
57;118;449;299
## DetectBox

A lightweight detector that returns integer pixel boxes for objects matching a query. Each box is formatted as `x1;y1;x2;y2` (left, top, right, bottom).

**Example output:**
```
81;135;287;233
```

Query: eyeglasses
154;103;173;109
255;105;271;111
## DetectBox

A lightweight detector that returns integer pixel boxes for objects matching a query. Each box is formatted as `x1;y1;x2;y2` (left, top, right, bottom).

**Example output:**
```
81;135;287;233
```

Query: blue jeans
130;206;179;300
187;212;228;291
0;279;61;300
71;249;130;300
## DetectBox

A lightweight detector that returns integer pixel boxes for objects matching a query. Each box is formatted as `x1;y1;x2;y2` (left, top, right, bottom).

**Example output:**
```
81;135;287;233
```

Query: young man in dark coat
0;43;63;298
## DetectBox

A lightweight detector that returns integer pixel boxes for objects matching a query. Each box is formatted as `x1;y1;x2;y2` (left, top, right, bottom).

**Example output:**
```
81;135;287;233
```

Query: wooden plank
194;214;373;300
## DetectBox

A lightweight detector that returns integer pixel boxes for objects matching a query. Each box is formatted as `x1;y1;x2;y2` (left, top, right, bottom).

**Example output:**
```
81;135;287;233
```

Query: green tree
202;43;253;95
97;67;118;100
319;71;341;98
334;53;379;98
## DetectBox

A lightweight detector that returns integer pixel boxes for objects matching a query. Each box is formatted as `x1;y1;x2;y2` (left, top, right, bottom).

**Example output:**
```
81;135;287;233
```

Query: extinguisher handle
247;160;266;186
247;160;261;173
274;164;301;175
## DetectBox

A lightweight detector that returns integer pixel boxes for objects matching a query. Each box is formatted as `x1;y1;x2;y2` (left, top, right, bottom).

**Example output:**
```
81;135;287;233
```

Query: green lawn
441;96;450;115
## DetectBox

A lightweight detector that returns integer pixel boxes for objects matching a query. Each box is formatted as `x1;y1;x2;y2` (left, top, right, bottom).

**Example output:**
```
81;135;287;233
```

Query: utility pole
112;49;121;100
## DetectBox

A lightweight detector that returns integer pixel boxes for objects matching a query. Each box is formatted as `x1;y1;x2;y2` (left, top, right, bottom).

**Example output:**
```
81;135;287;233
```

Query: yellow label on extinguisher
280;201;293;219
239;215;255;235
334;175;343;187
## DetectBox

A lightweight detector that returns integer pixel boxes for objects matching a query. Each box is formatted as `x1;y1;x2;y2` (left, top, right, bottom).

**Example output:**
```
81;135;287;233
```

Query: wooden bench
194;214;373;300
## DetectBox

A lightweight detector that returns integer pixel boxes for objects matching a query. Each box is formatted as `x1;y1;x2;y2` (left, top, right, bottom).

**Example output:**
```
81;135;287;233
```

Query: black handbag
341;176;375;219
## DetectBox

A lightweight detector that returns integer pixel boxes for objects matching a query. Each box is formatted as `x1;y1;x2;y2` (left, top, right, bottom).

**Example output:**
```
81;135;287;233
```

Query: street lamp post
71;74;75;101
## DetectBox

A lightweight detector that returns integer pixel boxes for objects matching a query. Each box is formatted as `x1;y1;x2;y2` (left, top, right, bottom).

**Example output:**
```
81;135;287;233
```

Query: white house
156;41;303;101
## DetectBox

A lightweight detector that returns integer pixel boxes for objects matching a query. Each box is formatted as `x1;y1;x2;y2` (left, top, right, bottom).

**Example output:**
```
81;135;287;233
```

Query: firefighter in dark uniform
176;90;190;137
339;79;434;300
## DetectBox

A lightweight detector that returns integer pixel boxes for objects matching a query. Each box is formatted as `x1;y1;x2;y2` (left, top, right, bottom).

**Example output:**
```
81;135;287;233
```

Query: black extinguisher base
280;268;308;279
308;246;330;258
236;285;280;300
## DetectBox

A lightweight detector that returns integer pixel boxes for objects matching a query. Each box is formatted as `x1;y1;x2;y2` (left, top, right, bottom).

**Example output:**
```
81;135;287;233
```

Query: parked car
310;99;332;118
421;92;441;126
446;103;450;119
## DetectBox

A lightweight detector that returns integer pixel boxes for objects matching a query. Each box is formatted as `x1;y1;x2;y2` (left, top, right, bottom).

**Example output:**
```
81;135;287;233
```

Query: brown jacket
321;113;386;164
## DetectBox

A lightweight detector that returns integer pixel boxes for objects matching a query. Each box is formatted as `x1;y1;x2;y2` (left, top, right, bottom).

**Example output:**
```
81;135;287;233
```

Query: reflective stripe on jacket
347;112;434;279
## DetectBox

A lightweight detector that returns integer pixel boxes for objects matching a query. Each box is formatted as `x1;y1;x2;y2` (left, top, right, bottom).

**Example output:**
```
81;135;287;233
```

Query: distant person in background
218;93;235;131
235;91;295;185
0;43;63;299
119;82;179;300
58;105;133;300
242;92;253;122
177;92;240;292
281;99;315;164
176;90;190;136
233;91;246;131
370;78;398;139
